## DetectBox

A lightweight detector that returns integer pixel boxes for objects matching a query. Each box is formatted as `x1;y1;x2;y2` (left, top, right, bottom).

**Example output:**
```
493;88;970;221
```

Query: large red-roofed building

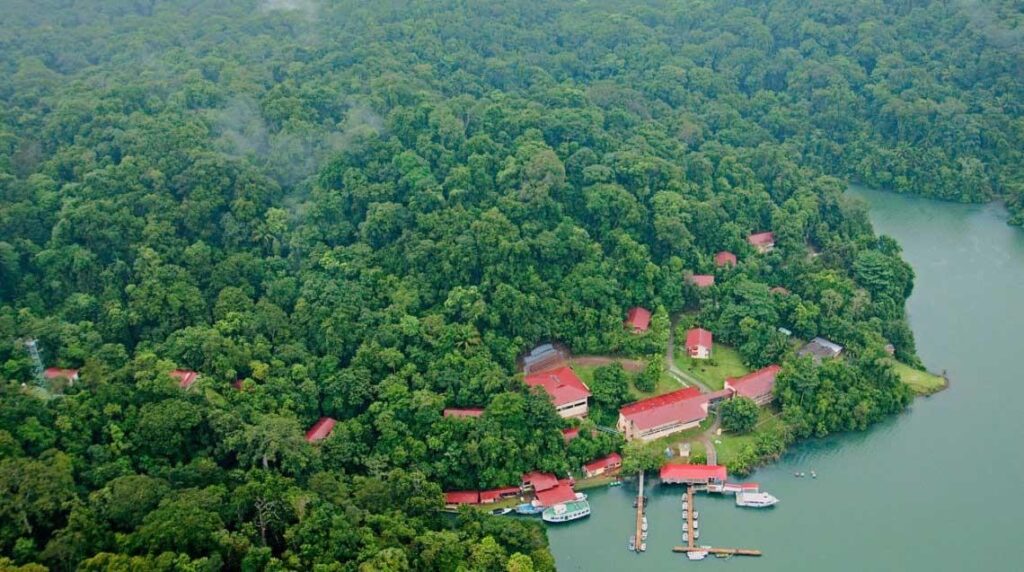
480;487;520;504
525;367;590;418
170;369;199;390
725;364;781;406
521;471;560;492
660;463;727;485
624;307;652;333
535;483;578;507
582;453;623;478
305;417;337;443
748;232;775;253
444;491;480;505
617;387;709;442
444;408;484;418
714;251;737;267
685;328;713;359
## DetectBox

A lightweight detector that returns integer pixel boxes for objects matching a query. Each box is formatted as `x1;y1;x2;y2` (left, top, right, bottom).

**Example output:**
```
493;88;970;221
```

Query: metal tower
24;338;45;387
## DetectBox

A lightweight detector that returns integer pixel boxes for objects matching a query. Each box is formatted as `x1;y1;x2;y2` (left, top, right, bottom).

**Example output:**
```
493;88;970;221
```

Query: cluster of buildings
685;232;776;289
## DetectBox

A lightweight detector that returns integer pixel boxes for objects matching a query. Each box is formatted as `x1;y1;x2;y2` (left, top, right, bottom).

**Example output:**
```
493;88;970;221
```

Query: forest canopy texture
0;0;1019;570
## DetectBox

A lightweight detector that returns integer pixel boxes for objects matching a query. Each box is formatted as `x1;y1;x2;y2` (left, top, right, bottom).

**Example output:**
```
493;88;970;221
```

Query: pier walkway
678;485;762;559
634;471;645;552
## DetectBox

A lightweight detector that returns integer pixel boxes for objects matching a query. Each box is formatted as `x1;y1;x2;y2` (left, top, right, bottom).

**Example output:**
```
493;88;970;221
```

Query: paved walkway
668;314;720;464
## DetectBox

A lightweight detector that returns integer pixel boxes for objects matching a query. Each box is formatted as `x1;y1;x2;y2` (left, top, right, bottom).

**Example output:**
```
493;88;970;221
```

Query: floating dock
634;471;645;552
679;485;762;558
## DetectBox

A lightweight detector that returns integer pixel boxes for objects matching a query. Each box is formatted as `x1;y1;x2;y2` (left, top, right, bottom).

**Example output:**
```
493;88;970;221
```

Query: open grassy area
674;344;749;390
572;363;682;401
889;360;947;395
713;410;785;467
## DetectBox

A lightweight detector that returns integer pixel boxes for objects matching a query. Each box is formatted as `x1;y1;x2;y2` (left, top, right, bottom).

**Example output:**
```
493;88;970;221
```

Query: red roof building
444;408;485;418
170;369;199;390
562;427;580;442
525;367;590;418
617;387;709;442
714;251;737;267
684;328;713;359
624;307;652;333
444;491;480;505
535;483;578;507
480;487;520;504
43;368;79;383
582;453;623;478
688;274;715;288
521;471;560;492
770;286;790;295
748;231;775;252
660;463;728;485
725;364;781;406
305;417;337;443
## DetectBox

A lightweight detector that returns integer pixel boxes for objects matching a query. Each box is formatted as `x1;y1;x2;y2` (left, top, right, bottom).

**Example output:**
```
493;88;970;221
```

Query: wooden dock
678;485;762;558
634;471;645;552
685;486;695;548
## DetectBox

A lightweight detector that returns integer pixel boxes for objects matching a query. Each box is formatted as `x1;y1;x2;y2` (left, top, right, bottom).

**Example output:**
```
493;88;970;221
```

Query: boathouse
625;307;652;333
685;328;713;359
305;417;337;443
617;387;708;442
170;369;199;390
725;365;781;406
714;251;737;267
582;453;622;478
480;487;520;504
525;366;591;419
535;483;578;507
660;463;727;485
443;407;484;418
748;232;775;253
688;274;715;288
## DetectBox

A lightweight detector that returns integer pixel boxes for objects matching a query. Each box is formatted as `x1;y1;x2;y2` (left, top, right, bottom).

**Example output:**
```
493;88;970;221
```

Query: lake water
547;187;1024;571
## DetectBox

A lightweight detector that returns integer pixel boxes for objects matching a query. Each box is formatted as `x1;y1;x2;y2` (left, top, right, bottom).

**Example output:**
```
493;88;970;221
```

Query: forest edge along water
547;187;1024;571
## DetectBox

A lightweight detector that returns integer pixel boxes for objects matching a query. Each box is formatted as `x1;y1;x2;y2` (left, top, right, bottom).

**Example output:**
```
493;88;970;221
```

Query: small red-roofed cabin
725;364;781;406
714;251;737;267
305;417;336;443
660;463;727;485
535;483;578;507
444;491;480;505
685;328;713;359
688;274;715;288
43;368;79;385
444;408;485;419
748;232;775;253
521;471;559;492
617;387;709;442
480;487;520;504
561;427;580;442
582;453;622;478
170;370;199;390
525;367;590;419
624;307;652;333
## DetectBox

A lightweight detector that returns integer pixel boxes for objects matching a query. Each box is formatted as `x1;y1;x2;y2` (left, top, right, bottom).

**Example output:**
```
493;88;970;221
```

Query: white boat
542;499;591;523
682;532;688;542
687;550;708;561
628;536;635;551
640;543;647;552
692;511;699;519
641;531;648;541
736;491;780;508
575;492;588;500
693;519;699;529
489;507;513;516
641;521;648;532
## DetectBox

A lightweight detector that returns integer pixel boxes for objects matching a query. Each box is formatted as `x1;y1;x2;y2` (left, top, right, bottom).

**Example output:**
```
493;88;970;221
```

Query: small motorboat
811;470;817;479
641;531;648;541
490;507;513;516
682;532;688;542
693;519;699;529
628;536;636;551
687;550;708;561
609;480;623;487
692;511;699;519
639;543;647;552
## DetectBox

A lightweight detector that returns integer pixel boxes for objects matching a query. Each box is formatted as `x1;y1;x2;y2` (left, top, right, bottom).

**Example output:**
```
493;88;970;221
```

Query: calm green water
547;187;1024;571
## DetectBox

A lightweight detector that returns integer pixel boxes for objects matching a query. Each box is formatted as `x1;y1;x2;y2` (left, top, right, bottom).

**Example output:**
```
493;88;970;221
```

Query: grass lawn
889;360;946;395
674;344;749;390
713;410;785;467
572;363;682;401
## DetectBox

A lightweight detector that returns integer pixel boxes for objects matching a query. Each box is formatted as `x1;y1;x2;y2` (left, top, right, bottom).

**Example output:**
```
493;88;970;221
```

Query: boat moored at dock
736;490;780;508
542;499;591;523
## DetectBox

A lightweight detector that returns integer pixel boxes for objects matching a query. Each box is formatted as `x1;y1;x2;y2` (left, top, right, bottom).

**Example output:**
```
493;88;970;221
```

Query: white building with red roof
660;463;727;485
685;328;713;359
616;387;709;442
524;366;590;418
725;364;781;406
624;307;652;333
305;417;337;443
748;231;775;253
582;453;622;478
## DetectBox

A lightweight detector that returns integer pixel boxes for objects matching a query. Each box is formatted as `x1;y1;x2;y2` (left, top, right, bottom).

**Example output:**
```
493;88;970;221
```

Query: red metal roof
770;286;790;295
170;369;199;389
480;487;520;502
535;483;578;506
524;367;590;407
444;408;485;418
689;274;715;288
625;307;652;332
685;328;713;351
43;368;78;380
660;464;727;483
561;427;580;441
521;471;560;492
714;251;737;267
583;453;622;474
305;417;337;443
726;365;781;400
618;387;707;431
748;231;775;246
445;491;480;504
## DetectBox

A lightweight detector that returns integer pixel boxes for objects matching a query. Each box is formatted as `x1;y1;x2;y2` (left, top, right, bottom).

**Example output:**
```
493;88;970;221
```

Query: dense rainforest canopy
0;0;1018;569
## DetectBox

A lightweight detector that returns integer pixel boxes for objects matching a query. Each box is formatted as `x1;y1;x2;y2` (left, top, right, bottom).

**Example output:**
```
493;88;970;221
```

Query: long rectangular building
616;387;708;442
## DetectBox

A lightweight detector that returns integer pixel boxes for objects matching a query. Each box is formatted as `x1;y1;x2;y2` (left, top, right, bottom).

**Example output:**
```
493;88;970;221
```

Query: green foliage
719;397;760;434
